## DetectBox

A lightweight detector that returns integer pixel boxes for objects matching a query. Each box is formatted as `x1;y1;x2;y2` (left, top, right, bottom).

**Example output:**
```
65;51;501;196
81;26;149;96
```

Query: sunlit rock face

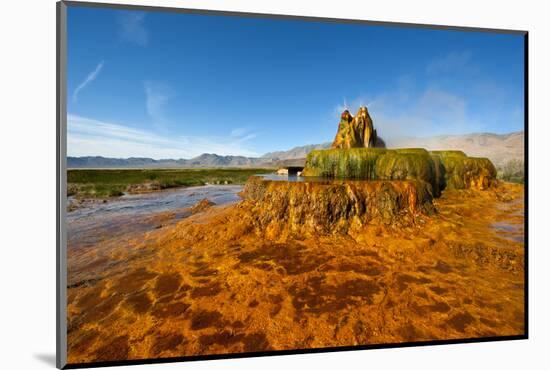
240;176;435;236
332;107;378;149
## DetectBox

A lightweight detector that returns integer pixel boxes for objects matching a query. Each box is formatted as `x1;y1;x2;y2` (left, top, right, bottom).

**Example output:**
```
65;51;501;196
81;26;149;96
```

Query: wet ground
67;185;242;249
66;182;525;365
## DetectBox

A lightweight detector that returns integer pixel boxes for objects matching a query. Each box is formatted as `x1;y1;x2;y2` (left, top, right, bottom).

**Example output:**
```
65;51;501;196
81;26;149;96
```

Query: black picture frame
56;1;529;368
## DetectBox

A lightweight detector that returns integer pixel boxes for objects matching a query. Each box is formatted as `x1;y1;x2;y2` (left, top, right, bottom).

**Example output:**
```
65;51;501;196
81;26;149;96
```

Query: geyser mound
241;176;435;236
244;105;497;235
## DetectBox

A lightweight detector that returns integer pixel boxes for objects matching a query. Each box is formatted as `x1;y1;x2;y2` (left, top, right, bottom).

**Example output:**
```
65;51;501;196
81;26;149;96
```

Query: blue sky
67;6;525;159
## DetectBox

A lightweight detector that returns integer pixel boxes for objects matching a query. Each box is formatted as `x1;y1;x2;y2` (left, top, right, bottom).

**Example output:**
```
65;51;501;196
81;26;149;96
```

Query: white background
1;0;548;369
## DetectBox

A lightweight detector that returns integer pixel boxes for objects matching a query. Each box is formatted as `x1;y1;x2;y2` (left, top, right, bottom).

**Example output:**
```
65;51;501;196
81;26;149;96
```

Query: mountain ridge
68;131;524;169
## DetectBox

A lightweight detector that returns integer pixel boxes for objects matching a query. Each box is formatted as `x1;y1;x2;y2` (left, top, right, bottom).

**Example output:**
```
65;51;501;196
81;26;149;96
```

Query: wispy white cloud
67;114;259;159
72;61;104;103
144;81;173;127
230;127;248;138
230;127;258;142
118;12;148;46
141;82;260;141
372;87;482;144
328;51;512;143
332;84;486;144
426;50;475;75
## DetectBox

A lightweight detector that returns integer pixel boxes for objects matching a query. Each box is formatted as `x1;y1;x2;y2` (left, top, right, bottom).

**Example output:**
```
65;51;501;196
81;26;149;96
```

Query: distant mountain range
67;153;273;169
261;143;332;161
388;131;524;167
68;131;524;169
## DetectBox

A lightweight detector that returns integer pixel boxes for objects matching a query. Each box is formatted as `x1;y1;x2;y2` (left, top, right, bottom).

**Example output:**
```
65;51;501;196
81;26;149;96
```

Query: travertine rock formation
332;106;378;149
241;176;435;235
302;148;497;194
430;150;497;190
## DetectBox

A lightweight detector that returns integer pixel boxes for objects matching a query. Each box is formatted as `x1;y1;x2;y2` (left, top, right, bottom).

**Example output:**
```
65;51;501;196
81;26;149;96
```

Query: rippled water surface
67;185;243;249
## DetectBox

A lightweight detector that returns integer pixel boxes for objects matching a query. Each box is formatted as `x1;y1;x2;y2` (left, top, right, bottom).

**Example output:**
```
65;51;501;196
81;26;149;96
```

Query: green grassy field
67;168;274;198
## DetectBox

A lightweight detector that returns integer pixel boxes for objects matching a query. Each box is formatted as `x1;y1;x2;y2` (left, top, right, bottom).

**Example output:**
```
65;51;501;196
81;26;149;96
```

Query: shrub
499;159;525;183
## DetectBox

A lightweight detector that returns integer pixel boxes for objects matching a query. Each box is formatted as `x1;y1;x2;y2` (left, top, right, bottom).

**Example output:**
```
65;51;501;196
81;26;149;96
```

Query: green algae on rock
303;147;496;194
309;106;497;194
430;151;497;190
375;149;442;197
302;148;387;179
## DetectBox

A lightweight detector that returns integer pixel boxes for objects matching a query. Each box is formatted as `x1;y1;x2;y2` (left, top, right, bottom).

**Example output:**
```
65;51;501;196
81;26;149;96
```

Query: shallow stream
67;185;243;249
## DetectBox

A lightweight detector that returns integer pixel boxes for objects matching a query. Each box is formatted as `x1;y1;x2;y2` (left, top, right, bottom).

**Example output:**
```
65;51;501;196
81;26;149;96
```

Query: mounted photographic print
56;1;528;368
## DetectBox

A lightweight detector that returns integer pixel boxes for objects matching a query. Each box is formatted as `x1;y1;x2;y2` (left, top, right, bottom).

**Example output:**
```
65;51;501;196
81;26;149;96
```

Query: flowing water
490;196;525;243
67;185;244;249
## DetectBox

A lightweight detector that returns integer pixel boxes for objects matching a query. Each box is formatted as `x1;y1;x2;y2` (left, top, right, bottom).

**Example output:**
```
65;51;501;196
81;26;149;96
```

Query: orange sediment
66;182;524;364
